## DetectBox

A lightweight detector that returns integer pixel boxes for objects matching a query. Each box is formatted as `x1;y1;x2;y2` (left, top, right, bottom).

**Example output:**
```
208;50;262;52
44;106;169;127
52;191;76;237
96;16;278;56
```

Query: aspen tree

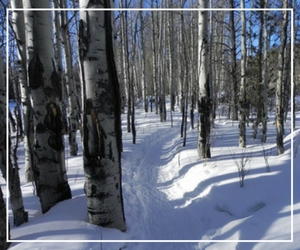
11;0;34;183
197;0;212;158
59;0;80;156
230;0;238;121
261;0;269;143
276;0;289;155
79;0;126;231
239;0;247;148
24;0;72;213
0;187;9;250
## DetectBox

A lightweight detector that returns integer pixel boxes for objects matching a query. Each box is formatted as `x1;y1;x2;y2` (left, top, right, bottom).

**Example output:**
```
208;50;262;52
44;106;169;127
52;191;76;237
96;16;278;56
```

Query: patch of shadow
248;202;266;213
215;204;233;216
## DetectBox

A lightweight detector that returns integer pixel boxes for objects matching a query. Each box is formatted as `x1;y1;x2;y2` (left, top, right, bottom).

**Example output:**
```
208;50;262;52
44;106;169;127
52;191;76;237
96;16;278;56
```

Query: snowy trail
122;113;184;240
122;111;221;243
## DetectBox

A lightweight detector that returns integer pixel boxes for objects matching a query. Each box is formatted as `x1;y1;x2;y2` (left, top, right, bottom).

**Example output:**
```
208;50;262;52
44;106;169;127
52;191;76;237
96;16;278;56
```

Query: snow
2;100;299;250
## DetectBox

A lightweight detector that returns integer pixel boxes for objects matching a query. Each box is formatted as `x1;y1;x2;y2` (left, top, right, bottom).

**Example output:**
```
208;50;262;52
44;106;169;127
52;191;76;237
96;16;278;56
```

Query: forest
0;0;299;249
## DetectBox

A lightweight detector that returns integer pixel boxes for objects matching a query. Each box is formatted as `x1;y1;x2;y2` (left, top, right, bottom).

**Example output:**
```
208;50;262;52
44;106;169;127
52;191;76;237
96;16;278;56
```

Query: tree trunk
168;4;176;112
276;1;288;155
197;0;212;159
261;0;269;143
59;0;80;156
230;0;238;121
239;0;247;148
25;0;72;213
79;0;126;231
0;53;10;250
253;7;264;140
0;187;10;250
52;3;69;135
158;11;166;123
8;134;28;226
11;0;35;183
139;1;148;113
0;52;6;182
150;5;159;115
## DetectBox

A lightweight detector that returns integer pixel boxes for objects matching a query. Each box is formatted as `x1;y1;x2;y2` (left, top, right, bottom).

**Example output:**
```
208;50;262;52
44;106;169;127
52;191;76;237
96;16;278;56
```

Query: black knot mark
28;53;44;89
36;123;47;134
44;102;64;152
48;134;63;152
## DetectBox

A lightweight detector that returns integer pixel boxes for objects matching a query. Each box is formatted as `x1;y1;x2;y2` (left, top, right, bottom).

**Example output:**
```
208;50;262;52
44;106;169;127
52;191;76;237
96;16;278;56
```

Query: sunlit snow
2;98;299;250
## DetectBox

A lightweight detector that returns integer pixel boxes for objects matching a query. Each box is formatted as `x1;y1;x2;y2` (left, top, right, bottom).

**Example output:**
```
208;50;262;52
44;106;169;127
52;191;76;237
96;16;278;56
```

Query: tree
8;130;28;226
0;53;10;250
261;0;269;143
230;0;238;121
78;0;126;231
0;187;9;250
24;0;72;213
197;0;212;159
58;0;80;156
11;0;34;183
239;0;247;148
139;0;148;113
0;55;6;187
276;0;289;155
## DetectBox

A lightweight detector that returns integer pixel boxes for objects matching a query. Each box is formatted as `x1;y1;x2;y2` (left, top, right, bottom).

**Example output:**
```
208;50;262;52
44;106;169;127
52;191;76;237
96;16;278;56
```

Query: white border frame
6;7;294;244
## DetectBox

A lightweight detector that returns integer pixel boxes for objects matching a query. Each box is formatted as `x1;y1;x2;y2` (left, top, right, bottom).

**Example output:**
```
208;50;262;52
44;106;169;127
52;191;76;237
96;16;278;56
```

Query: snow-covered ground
2;100;299;250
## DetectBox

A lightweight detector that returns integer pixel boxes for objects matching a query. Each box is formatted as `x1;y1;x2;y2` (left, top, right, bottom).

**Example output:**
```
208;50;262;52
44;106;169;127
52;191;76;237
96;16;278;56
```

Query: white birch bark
79;0;126;231
24;0;72;213
197;0;211;158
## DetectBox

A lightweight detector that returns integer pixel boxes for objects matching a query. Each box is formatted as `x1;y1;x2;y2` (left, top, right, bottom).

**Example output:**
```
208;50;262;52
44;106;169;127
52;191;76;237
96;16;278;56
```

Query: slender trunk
119;2;131;132
168;5;175;112
230;0;238;121
158;11;166;122
209;0;214;127
253;6;264;140
139;2;148;113
0;52;10;250
151;8;159;115
79;0;126;231
0;187;10;250
11;0;34;183
197;0;211;159
0;56;7;182
239;0;247;148
293;0;296;130
8;133;28;226
261;0;269;143
181;8;189;146
179;7;185;138
59;0;80;156
53;4;68;135
276;1;288;155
